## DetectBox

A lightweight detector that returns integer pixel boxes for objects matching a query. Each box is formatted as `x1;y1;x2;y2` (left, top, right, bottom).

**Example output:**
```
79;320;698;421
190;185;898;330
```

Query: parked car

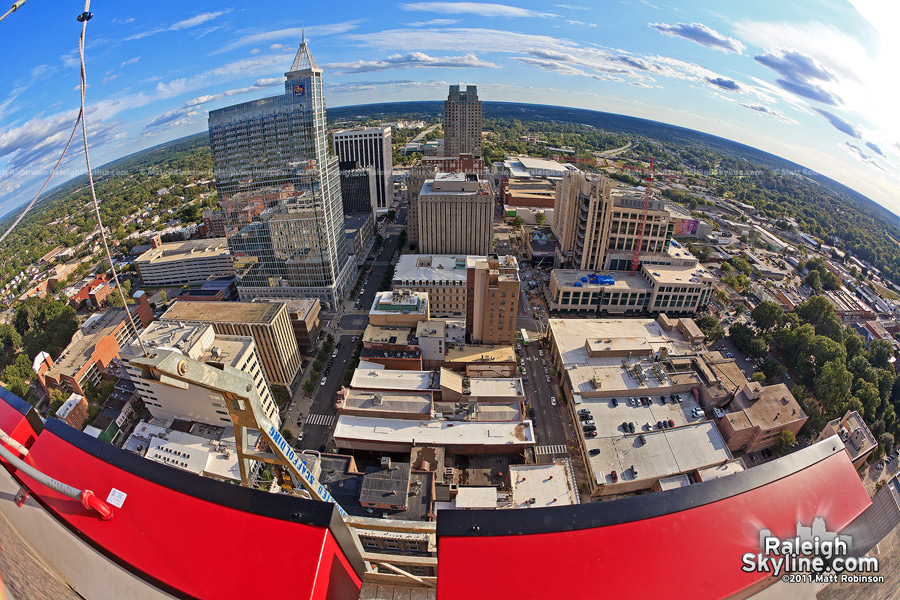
628;422;635;433
589;449;601;456
545;375;551;383
550;396;557;406
585;431;597;438
610;470;618;483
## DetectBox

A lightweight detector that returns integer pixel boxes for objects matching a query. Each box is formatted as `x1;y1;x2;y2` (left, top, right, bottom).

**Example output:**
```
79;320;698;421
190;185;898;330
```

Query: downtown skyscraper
443;85;482;158
208;37;352;308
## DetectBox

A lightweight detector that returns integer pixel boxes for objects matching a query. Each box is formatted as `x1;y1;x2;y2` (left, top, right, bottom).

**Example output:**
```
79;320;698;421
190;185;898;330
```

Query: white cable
77;0;147;356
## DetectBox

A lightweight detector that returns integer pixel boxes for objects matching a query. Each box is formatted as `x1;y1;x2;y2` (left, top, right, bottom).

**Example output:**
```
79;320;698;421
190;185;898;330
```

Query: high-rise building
552;171;673;271
207;36;352;307
417;173;493;255
160;301;302;392
466;255;520;345
121;321;280;428
338;163;377;217
407;154;485;249
443;85;482;158
333;127;393;212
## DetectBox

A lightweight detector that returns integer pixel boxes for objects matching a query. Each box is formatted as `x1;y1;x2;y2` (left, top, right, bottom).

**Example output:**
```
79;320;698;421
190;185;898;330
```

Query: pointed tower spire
289;28;319;73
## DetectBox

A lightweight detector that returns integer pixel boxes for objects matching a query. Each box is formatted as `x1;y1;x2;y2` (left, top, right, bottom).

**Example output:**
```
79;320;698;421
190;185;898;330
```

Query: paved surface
0;507;80;600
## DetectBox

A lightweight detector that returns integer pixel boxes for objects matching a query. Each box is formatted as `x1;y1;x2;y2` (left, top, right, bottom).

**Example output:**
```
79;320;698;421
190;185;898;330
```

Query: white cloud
650;22;744;53
739;103;798;125
400;2;559;18
270;43;289;50
120;56;141;69
250;48;261;54
406;18;458;26
326;52;498;74
128;10;232;40
212;21;364;54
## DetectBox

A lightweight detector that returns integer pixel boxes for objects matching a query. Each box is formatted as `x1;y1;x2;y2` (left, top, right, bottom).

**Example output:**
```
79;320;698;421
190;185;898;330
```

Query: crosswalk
305;413;336;427
535;444;568;456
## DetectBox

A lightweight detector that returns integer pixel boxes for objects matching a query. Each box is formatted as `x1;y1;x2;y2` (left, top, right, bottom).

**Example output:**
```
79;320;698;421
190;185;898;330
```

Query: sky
0;0;898;219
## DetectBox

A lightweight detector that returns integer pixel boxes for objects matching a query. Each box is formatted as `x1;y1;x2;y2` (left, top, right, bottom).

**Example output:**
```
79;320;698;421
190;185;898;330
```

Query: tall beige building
122;321;280;428
443;85;482;157
551;171;673;271
418;173;493;255
160;301;302;392
408;154;485;249
467;255;520;345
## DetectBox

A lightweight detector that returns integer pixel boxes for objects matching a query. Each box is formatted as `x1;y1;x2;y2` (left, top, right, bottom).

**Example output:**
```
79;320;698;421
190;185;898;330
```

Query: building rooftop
344;213;372;232
338;390;432;417
416;320;445;339
371;290;428;314
725;383;806;432
643;264;715;286
509;463;578;508
502;156;576;178
444;345;515;364
161;300;284;325
695;459;746;482
363;324;413;346
439;369;523;398
394;254;481;284
333;416;535;448
821;411;878;462
134;238;231;265
55;393;84;420
350;369;436;392
455;487;497;509
553;270;651;293
359;462;411;508
124;422;241;482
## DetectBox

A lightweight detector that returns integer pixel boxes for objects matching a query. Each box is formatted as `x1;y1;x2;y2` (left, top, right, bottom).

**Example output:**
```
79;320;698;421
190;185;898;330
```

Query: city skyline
0;1;897;220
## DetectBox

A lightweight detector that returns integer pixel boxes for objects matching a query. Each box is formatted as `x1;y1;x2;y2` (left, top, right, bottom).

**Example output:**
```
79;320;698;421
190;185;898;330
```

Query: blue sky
1;1;898;218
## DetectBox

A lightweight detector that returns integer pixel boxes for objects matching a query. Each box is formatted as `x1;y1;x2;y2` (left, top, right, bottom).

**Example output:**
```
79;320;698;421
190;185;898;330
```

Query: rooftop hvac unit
381;457;392;470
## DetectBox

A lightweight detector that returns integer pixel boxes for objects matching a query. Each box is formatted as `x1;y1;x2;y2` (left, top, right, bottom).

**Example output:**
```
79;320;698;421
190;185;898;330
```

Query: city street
283;207;407;453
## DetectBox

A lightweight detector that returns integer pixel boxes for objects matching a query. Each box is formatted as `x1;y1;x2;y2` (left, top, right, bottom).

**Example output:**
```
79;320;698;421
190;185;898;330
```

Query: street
282;207;407;453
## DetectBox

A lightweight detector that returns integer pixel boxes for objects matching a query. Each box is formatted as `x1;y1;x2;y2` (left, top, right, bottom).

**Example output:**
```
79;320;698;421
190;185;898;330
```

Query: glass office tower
208;37;352;308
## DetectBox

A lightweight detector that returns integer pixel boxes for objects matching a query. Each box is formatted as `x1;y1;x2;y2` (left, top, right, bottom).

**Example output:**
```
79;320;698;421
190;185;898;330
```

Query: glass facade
208;42;351;307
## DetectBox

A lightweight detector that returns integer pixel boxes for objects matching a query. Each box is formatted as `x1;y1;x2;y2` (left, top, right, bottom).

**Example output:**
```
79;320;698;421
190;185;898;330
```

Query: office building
443;85;482;158
208;37;352;306
344;212;375;265
548;263;714;317
369;290;430;327
467;255;520;345
122;321;279;428
254;298;321;355
392;255;478;317
338;164;377;217
552;171;674;271
408;154;485;249
160;301;301;391
134;238;235;287
417;173;492;255
333;127;392;211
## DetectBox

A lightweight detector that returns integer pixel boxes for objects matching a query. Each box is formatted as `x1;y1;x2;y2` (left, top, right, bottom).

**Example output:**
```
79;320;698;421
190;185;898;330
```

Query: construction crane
630;158;653;273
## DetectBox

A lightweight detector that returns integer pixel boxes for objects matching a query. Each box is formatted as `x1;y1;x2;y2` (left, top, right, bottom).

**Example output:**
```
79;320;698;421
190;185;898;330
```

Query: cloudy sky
1;1;898;218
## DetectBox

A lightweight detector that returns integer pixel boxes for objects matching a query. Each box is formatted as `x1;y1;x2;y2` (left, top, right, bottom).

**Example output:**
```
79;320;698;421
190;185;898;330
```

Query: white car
550;396;557;406
320;377;328;386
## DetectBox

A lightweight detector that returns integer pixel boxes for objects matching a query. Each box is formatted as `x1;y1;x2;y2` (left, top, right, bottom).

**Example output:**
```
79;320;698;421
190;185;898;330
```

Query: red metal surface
436;452;870;600
8;427;361;599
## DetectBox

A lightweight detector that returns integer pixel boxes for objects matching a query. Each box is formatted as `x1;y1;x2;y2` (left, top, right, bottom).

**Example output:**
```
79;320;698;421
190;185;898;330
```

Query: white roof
455;487;497;508
509;463;578;508
393;254;481;284
333;415;535;447
350;369;433;391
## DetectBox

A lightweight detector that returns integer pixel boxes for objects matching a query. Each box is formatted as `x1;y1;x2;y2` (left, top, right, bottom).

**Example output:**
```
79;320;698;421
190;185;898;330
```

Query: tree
844;328;864;360
804;270;822;292
694;314;725;343
689;198;698;210
796;295;835;328
280;428;294;442
302;379;314;398
159;289;167;304
880;432;895;454
535;212;546;227
815;360;852;417
773;430;796;456
869;339;894;369
751;301;784;331
751;372;767;384
512;216;525;230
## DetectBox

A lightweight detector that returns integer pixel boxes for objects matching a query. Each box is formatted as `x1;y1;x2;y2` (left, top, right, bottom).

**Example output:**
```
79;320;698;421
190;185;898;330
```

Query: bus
520;328;530;345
